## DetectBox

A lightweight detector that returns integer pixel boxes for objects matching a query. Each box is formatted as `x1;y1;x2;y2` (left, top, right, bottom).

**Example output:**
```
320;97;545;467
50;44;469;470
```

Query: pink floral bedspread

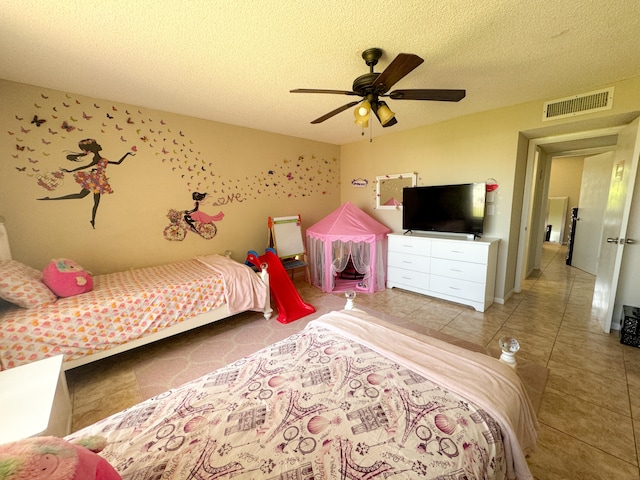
0;259;243;370
66;311;537;480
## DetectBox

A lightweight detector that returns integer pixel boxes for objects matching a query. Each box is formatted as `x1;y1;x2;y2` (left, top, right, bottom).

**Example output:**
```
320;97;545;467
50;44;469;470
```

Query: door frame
515;126;625;293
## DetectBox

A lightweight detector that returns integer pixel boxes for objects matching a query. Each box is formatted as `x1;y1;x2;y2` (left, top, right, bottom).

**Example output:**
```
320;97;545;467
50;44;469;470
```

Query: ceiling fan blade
291;88;359;96
371;53;424;94
310;101;361;124
389;89;466;102
371;102;398;128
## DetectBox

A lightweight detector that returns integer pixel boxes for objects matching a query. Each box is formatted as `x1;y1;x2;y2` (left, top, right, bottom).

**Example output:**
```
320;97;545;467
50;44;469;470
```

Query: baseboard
494;288;513;306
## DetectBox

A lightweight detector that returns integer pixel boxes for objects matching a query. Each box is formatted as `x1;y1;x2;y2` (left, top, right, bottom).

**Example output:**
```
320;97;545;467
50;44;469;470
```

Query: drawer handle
402;261;413;264
401;276;412;280
450;269;463;272
449;287;462;291
450;250;465;254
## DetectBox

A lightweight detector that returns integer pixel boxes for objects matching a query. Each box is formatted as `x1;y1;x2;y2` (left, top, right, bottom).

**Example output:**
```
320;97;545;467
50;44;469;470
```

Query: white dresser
387;233;499;312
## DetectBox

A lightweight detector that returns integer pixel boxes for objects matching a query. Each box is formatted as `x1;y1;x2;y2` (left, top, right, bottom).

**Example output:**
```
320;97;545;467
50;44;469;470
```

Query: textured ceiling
2;1;640;145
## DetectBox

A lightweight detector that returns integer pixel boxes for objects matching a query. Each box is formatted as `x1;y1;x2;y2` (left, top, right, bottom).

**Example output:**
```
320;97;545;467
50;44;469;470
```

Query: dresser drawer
429;275;486;302
388;235;431;256
431;258;486;283
431;240;488;264
387;266;429;290
388;251;430;273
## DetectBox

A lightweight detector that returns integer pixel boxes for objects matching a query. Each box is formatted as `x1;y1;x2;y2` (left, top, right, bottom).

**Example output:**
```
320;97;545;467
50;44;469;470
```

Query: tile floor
67;243;640;479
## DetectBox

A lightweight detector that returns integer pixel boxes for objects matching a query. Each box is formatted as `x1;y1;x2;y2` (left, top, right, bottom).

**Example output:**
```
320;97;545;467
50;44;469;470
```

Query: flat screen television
402;182;486;236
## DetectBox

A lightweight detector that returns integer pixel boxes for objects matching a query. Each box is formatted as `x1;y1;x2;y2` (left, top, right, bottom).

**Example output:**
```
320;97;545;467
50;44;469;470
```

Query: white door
614;165;640;324
571;152;614;275
593;118;640;333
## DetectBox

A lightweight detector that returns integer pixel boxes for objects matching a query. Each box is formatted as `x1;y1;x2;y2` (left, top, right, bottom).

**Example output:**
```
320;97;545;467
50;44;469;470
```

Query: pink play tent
306;202;391;293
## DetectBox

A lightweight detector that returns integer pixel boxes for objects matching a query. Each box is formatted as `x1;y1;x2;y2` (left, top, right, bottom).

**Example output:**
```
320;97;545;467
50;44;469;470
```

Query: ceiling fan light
357;104;370;117
354;100;371;124
377;102;396;125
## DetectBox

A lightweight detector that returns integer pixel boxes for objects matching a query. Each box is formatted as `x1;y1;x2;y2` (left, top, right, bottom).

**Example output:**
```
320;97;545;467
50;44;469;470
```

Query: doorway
516;116;640;332
546;196;568;244
516;126;622;288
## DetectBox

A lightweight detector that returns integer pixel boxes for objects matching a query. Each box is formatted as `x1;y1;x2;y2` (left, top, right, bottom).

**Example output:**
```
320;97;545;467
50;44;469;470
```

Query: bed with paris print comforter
65;309;538;480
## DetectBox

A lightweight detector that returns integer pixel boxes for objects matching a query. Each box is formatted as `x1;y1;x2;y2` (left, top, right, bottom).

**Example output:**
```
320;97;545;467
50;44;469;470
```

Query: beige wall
340;76;640;302
0;80;341;273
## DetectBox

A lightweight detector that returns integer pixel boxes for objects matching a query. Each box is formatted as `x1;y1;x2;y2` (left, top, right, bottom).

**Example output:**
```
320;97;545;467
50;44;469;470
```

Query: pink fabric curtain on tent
306;202;391;293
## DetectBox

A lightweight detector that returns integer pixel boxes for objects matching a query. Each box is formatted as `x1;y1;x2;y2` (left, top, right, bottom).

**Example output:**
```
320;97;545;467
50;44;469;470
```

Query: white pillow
0;259;57;308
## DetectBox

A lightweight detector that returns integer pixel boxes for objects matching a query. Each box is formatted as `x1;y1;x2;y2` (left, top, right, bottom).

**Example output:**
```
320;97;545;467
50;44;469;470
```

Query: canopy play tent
306;202;391;293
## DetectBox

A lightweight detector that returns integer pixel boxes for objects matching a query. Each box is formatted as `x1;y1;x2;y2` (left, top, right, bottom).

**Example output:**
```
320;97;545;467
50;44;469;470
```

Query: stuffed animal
0;435;121;480
42;258;93;298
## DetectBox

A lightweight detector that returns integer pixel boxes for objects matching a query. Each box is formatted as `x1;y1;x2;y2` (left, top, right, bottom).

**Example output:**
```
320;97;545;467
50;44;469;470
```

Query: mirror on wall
376;173;417;209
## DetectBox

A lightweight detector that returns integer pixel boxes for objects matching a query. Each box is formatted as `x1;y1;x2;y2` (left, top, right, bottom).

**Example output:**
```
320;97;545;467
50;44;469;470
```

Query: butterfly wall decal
61;121;75;132
31;115;46;127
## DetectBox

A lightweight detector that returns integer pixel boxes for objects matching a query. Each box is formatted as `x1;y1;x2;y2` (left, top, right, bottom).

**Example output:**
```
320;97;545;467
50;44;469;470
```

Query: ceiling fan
291;48;466;128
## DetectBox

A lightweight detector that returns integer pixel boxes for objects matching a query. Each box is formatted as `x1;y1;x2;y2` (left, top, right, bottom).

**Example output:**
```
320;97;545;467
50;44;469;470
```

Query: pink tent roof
306;202;391;243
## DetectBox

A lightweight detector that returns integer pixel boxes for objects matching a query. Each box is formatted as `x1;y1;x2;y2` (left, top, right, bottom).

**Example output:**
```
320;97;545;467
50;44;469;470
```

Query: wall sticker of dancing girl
38;139;134;228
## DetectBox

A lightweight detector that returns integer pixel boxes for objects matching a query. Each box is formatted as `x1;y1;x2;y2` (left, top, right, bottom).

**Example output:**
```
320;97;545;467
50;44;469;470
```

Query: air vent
542;87;614;121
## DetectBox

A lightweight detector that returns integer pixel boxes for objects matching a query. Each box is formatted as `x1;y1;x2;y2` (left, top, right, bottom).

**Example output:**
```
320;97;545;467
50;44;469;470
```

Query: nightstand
0;355;71;444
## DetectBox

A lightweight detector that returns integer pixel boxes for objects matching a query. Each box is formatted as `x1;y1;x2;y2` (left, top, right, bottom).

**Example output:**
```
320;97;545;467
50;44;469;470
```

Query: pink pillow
0;260;57;308
43;258;93;298
0;435;122;480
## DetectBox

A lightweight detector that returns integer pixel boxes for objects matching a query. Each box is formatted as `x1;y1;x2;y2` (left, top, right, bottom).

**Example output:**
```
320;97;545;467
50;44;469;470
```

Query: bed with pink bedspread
0;254;270;371
66;309;538;480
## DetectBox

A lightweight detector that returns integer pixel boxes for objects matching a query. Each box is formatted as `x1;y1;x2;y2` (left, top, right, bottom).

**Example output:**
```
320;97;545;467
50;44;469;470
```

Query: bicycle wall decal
163;192;224;241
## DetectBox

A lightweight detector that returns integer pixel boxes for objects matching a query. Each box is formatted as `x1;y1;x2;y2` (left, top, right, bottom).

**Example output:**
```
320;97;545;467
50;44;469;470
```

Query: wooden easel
267;215;309;281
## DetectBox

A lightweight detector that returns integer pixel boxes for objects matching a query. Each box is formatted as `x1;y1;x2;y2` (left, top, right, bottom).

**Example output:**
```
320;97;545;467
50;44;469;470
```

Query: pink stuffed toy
42;258;93;298
0;435;121;480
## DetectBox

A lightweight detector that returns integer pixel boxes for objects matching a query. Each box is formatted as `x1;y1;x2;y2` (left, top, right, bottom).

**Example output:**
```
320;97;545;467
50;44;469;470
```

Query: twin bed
0;253;271;371
0;224;538;478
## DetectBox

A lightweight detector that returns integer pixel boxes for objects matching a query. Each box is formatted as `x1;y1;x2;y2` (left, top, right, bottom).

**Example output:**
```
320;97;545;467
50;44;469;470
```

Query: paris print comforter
67;310;538;480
